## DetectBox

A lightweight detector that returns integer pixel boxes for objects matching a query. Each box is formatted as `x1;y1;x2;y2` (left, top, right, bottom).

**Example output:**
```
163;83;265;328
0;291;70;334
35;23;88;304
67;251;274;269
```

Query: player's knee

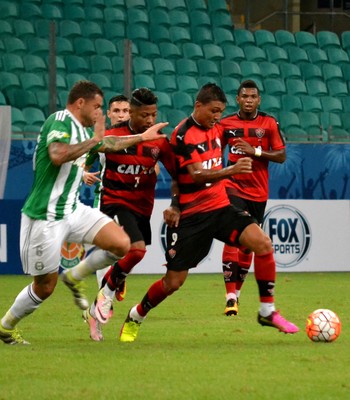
253;234;273;255
111;235;131;258
33;280;56;300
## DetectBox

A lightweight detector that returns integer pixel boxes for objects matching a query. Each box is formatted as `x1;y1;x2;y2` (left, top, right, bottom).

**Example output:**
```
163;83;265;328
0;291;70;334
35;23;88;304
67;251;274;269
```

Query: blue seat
295;31;318;49
275;30;297;49
300;95;322;112
306;80;328;97
316;31;341;50
244;46;267;62
233;29;255;48
254;29;276;49
176;58;198;77
220;60;242;79
320;96;343;113
281;94;303;112
322;63;344;83
259;61;280;78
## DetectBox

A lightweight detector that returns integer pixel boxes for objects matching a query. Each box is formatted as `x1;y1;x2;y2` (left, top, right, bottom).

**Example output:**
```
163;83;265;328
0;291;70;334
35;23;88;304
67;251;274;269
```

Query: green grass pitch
0;272;349;400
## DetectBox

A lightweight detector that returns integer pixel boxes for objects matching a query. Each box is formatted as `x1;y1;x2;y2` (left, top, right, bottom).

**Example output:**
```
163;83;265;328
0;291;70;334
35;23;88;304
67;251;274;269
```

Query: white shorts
20;203;112;276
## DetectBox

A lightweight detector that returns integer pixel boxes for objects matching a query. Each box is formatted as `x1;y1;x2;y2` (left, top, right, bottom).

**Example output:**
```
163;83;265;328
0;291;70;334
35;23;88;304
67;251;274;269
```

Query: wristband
91;140;103;152
170;194;180;208
254;147;262;157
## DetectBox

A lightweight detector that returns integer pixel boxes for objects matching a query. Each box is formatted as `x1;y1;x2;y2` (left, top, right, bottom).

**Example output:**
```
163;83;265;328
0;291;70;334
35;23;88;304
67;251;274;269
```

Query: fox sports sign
262;205;311;268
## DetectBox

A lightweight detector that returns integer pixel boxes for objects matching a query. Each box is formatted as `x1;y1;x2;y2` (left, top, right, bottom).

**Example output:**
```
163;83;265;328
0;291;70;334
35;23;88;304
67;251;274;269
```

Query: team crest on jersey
168;249;176;258
60;241;86;269
255;128;265;138
151;147;160;160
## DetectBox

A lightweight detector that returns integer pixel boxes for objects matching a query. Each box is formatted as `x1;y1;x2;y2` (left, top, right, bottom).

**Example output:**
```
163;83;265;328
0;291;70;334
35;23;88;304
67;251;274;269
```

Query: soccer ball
306;309;341;342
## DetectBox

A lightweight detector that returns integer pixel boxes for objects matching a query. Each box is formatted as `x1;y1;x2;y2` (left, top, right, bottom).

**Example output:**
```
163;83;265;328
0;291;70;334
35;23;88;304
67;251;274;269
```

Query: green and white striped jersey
22;109;94;221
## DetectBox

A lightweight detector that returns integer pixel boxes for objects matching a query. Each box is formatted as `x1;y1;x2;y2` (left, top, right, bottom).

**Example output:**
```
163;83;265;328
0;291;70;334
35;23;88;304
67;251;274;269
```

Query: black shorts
165;205;255;271
100;204;151;245
228;194;266;225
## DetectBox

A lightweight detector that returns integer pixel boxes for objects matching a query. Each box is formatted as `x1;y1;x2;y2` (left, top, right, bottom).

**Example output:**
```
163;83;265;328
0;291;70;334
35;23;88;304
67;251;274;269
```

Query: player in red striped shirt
220;80;286;316
82;88;178;341
118;83;298;343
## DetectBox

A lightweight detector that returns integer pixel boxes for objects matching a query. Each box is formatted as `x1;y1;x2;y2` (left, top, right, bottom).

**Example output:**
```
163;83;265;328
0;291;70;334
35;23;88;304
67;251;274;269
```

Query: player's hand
141;122;168;141
93;112;106;143
229;157;253;175
232;138;254;156
83;171;101;186
163;206;180;228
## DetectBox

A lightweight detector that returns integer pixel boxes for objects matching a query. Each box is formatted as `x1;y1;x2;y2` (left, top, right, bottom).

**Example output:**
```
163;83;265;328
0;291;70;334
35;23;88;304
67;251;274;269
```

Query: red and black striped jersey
170;116;230;218
220;111;285;202
101;121;177;217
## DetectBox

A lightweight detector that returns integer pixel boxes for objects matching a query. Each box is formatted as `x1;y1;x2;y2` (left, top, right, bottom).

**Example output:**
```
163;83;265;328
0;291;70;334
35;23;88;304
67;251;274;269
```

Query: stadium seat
300;95;322;112
127;0;147;8
159;42;182;60
23;54;46;73
74;38;95;56
13;20;35;40
138;41;161;60
254;29;276;49
279;63;302;80
149;25;171;43
20;3;42;20
127;8;149;28
210;10;233;29
169;26;191;44
176;76;199;94
154;91;172;112
80;21;103;39
327;81;348;97
7;88;38;109
191;26;213;45
89;73;113;91
233;29;255;48
182;42;203;60
176;58;198;77
321;112;349;142
149;9;170;27
187;0;207;11
41;4;63;20
212;27;234;46
278;111;308;141
243;46;267;62
342;97;350;112
63;4;85;21
285;78;307;96
155;74;177;92
0;1;19;20
300;63;323;81
133;57;154;75
90;55;114;76
322;64;344;83
22;106;46;128
287;47;309;65
147;0;167;11
307;48;328;66
20;72;45;91
316;31;341;50
4;38;26;55
327;48;350;66
207;0;228;13
165;109;187;131
190;10;211;28
127;24;149;42
306;80;328;96
259;61;280;79
95;39;118;57
104;7;125;23
54;73;68;90
320;96;343;113
153;58;175;76
220;60;242;79
240;61;262;81
198;76;220;87
35;89;51;116
222;44;245;62
266;46;289;64
202;44;225;61
111;74;124;92
274;30;297;49
2;54;25;74
0;91;7;106
341;31;350;51
105;26;127;44
264;78;286;96
84;6;104;23
111;56;124;74
197;59;220;77
224;94;239;115
64;55;89;74
295;31;318;49
221;77;240;94
11;108;26;131
341;112;350;132
169;10;190;27
66;73;87;89
299;111;324;139
59;20;81;39
134;74;156;90
260;94;281;114
0;72;20;93
54;37;74;57
172;91;193;114
281;94;303;112
0;20;12;39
